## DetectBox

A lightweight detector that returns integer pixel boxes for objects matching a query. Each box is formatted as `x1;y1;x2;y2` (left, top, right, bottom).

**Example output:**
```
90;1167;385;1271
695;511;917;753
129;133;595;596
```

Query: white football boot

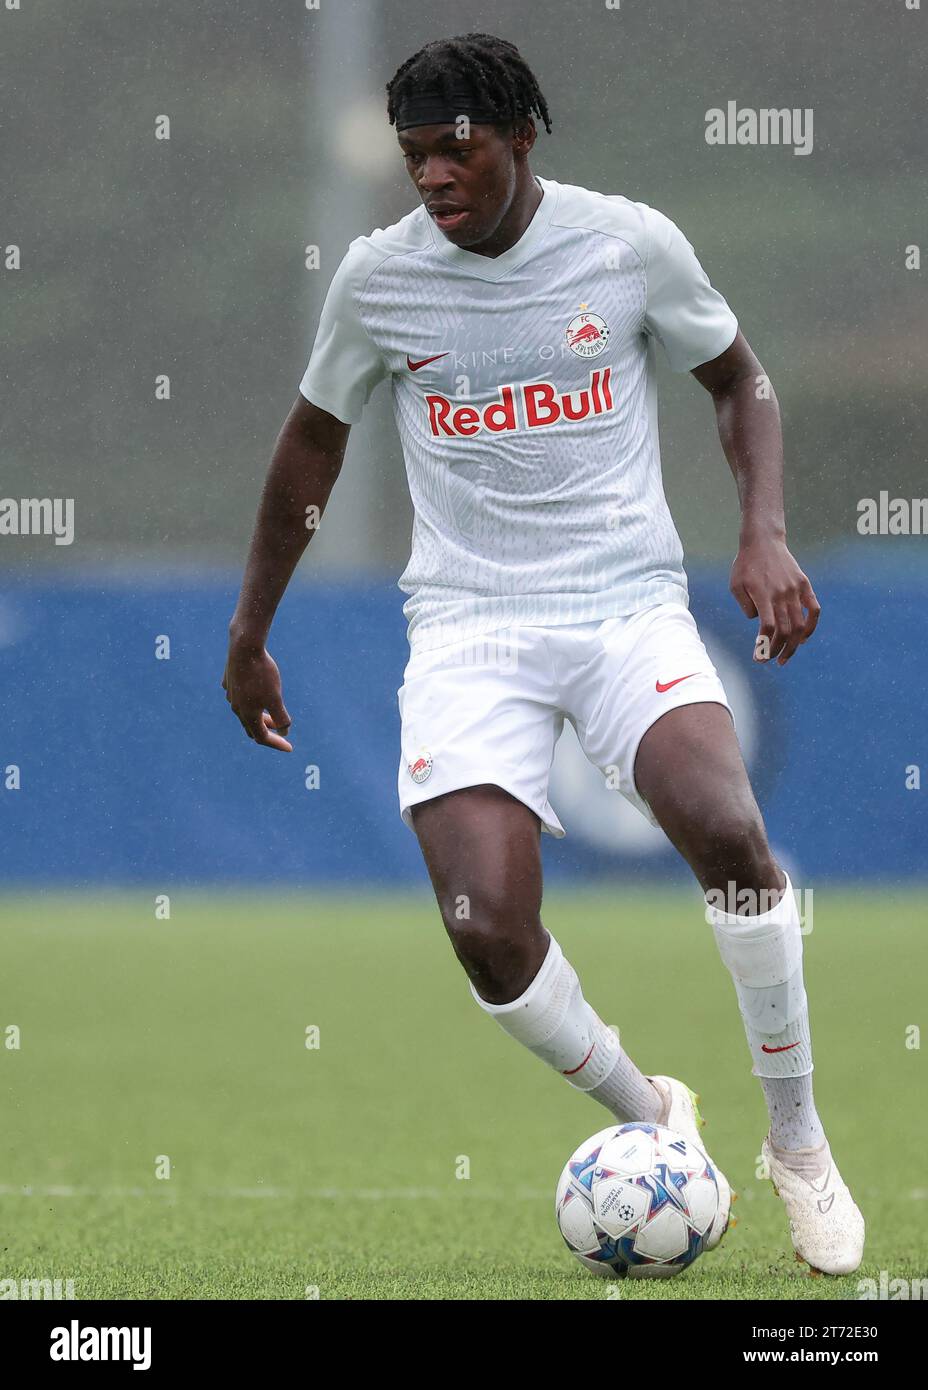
762;1133;865;1275
648;1074;734;1251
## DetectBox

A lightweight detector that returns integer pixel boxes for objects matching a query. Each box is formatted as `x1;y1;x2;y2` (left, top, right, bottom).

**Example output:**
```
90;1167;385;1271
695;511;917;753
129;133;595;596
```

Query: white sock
767;1130;830;1179
707;872;824;1150
761;1073;826;1153
470;933;661;1124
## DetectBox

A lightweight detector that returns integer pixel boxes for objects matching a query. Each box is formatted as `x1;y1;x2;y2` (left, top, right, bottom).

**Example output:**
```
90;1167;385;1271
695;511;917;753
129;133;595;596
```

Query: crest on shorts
565;310;610;358
408;748;433;784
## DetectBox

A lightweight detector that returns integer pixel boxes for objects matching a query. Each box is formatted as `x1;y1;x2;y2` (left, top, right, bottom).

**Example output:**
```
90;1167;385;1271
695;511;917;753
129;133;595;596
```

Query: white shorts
396;602;733;838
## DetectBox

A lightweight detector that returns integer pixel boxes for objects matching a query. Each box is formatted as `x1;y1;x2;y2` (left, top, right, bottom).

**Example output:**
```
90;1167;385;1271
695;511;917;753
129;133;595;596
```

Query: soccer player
223;33;863;1274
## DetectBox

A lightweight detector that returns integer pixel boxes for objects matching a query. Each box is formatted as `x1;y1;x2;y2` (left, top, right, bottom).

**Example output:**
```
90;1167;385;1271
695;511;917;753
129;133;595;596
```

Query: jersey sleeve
642;207;738;373
298;240;388;424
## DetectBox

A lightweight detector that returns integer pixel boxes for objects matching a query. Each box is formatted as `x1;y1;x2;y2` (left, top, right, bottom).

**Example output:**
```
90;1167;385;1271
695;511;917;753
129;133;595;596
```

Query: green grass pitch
1;887;925;1300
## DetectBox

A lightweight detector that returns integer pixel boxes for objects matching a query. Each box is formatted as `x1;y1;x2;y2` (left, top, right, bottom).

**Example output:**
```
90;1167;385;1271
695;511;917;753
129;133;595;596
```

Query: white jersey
299;176;737;653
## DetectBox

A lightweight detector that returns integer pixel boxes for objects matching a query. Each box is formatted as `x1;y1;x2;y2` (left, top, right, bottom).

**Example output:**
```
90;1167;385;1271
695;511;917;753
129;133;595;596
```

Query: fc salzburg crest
565;311;610;358
408;749;433;784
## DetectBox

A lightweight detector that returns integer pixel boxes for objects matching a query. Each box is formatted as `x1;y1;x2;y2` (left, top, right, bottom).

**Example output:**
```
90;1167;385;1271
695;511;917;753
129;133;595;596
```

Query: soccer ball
555;1122;719;1279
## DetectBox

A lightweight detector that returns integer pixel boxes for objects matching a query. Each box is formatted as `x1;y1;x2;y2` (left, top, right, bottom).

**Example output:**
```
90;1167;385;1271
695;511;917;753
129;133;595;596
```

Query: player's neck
467;172;543;260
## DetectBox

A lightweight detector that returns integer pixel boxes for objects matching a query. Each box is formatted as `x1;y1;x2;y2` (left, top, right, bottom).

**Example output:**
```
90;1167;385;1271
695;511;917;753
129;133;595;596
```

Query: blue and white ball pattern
555;1122;719;1278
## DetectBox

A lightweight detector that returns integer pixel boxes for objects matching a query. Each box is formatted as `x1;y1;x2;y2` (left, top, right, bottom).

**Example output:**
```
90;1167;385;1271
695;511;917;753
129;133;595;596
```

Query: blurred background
1;0;925;886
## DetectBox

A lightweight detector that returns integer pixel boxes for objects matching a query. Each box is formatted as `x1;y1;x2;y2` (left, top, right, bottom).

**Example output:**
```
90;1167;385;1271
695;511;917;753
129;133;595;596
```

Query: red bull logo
408;750;433;784
425;367;614;438
565;311;610;358
569;323;602;344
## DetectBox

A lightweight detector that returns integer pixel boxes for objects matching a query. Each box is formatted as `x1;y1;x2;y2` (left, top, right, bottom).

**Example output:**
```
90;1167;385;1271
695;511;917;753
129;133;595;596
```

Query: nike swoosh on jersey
407;352;449;372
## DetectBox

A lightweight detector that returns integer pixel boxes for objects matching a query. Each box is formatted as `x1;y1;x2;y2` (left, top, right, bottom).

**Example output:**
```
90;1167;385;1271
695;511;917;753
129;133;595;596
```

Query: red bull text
425;368;614;438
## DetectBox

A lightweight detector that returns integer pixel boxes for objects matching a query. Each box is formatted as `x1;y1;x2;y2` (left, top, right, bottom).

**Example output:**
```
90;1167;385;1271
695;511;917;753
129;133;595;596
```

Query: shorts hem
399;770;566;839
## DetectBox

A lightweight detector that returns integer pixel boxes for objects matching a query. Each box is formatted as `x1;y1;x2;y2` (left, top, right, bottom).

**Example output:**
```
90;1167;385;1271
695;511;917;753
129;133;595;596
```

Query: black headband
394;84;528;131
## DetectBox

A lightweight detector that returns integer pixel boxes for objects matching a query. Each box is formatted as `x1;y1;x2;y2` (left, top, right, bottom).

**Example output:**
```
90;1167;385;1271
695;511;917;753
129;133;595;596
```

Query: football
555;1122;720;1278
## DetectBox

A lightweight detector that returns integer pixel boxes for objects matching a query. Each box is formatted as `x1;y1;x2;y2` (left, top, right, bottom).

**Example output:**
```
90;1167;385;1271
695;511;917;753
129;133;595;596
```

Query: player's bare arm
223;396;350;750
692;330;820;667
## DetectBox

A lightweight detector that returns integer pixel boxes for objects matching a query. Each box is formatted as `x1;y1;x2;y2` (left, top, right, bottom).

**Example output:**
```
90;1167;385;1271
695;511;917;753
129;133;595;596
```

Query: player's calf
412;785;664;1125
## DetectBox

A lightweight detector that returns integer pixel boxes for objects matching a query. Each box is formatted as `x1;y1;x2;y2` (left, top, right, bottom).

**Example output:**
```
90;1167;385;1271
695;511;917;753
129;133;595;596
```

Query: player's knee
686;803;777;897
436;889;543;999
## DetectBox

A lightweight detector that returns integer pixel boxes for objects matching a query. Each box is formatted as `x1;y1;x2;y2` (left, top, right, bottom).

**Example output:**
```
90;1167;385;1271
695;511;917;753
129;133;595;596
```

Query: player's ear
510;118;537;156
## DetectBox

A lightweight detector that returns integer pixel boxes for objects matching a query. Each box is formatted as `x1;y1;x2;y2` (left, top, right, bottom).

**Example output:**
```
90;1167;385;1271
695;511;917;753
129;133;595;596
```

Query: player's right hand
222;643;293;751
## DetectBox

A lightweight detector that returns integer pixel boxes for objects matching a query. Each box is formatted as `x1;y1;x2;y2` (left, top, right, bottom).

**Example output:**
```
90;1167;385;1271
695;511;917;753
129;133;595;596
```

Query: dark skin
396;119;542;255
224;119;820;1001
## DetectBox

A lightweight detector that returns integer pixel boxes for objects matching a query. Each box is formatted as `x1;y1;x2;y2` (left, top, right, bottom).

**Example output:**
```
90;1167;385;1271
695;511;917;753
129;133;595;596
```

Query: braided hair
386;32;552;134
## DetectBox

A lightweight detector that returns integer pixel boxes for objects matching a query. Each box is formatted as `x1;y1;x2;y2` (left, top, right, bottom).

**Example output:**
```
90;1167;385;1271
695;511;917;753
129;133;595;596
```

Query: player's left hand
729;539;820;666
